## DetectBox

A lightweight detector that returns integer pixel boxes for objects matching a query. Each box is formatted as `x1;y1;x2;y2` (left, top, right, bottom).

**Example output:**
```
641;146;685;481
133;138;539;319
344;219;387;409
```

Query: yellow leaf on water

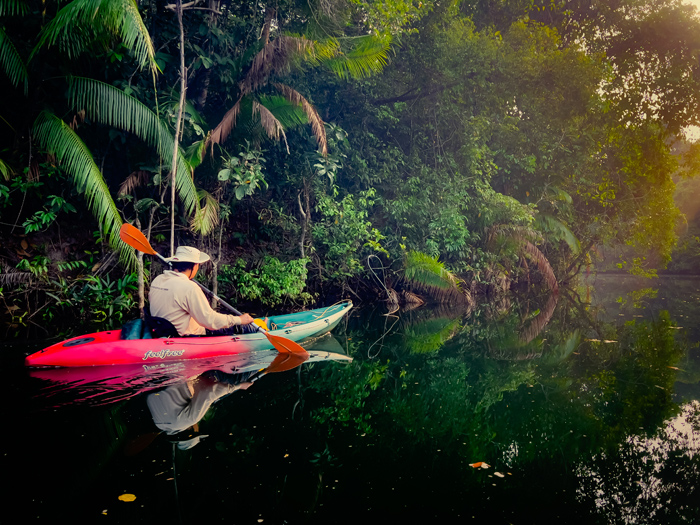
118;494;136;502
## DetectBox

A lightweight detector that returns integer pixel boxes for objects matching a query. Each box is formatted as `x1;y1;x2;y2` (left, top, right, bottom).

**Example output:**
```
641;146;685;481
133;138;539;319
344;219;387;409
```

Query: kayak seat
143;308;179;338
120;318;151;340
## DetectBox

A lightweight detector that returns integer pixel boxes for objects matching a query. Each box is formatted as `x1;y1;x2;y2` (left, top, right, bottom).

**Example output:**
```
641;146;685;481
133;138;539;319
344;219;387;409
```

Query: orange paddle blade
265;351;309;373
119;223;158;255
263;331;309;357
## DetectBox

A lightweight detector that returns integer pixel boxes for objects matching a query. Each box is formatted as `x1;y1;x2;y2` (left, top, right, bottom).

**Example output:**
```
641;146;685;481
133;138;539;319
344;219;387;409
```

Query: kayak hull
26;302;352;367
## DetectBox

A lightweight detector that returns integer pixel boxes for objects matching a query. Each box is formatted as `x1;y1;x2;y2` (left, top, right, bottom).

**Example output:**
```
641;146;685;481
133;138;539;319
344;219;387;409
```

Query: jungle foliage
1;0;700;333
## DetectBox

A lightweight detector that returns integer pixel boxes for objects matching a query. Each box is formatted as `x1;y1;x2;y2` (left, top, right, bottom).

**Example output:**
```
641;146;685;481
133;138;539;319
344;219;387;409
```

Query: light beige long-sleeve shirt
148;271;241;336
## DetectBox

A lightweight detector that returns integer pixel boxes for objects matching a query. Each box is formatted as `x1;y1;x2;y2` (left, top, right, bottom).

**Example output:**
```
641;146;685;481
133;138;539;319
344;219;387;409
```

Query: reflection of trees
575;401;700;524
304;298;690;481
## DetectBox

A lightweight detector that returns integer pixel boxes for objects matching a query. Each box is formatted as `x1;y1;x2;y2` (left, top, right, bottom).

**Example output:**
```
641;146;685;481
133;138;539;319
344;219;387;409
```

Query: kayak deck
26;302;352;367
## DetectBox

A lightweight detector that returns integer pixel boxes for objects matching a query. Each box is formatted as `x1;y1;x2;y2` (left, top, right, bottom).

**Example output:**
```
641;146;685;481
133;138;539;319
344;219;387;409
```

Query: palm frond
32;111;135;267
33;0;157;74
0;157;13;181
208;96;241;149
0;269;32;285
184;137;207;170
257;95;307;128
68;77;202;228
0;27;28;95
522;240;558;292
272;83;327;155
0;0;29;16
240;35;313;96
118;169;150;196
156;122;208;233
69;76;161;143
190;188;219;235
252;100;289;152
318;35;391;80
534;213;581;254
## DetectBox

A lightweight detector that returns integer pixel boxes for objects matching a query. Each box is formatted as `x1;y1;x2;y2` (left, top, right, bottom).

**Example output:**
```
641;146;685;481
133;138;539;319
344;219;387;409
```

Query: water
4;275;700;524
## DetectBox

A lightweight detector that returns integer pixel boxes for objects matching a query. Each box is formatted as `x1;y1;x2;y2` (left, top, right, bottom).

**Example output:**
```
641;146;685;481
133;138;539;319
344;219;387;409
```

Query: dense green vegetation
2;0;700;334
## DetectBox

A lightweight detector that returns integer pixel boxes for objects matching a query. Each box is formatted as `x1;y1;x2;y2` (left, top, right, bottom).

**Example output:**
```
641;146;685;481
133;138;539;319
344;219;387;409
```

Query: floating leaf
469;462;490;469
118;493;136;502
495;472;505;478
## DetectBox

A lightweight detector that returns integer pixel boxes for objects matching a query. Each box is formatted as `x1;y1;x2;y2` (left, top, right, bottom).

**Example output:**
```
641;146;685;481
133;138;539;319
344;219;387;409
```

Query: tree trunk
169;0;187;256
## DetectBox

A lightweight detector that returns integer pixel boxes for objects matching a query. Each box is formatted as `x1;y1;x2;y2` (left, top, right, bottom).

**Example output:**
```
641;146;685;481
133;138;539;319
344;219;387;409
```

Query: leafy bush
219;256;312;307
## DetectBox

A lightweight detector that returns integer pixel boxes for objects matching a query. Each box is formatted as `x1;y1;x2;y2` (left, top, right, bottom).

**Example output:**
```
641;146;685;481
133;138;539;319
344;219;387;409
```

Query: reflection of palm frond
33;111;134;266
403;316;461;353
33;0;157;74
519;293;558;344
0;27;27;95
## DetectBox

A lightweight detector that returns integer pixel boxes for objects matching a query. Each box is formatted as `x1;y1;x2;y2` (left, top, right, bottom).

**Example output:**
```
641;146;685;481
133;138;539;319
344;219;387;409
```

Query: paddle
119;223;309;356
248;351;309;381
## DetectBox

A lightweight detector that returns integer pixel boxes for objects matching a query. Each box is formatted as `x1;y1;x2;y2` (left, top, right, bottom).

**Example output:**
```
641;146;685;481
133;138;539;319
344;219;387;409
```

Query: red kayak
26;302;352;367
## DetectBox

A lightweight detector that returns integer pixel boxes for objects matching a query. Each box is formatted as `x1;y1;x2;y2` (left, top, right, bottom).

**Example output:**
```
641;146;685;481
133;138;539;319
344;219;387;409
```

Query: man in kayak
149;246;256;336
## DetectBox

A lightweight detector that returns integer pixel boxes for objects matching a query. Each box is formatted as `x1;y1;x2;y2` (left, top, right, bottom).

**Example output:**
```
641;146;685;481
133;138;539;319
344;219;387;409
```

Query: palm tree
206;13;392;156
0;0;212;267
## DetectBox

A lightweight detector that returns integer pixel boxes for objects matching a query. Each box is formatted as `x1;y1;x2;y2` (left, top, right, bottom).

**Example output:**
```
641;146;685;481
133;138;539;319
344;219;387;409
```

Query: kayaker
148;246;256;336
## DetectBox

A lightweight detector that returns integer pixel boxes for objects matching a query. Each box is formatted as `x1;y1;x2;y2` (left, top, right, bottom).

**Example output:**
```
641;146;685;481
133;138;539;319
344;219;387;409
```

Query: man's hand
239;313;255;325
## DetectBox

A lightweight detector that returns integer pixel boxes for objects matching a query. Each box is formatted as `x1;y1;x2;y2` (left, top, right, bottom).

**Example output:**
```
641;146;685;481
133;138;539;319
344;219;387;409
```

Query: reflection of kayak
28;344;353;407
26;302;352;367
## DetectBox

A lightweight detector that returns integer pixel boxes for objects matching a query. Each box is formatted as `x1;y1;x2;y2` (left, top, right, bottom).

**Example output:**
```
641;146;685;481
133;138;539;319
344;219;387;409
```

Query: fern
403;250;465;303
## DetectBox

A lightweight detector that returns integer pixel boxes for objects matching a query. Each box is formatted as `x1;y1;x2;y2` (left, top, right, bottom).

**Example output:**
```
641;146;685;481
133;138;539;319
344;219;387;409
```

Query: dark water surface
4;275;700;524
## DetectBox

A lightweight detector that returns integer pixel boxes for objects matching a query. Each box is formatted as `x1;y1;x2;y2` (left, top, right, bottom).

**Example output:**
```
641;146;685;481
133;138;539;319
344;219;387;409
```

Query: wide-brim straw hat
165;246;210;264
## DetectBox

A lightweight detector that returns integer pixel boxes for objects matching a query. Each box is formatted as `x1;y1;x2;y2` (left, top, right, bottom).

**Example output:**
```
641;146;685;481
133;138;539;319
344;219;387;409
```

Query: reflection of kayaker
146;371;253;438
145;351;309;448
